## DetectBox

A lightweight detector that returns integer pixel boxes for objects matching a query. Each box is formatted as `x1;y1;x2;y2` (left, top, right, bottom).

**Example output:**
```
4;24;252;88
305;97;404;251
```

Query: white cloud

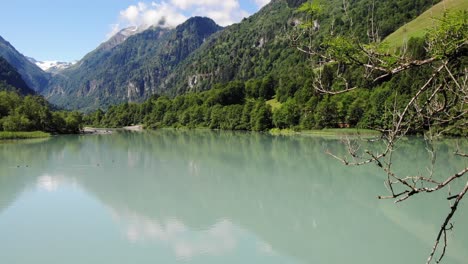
120;1;187;29
110;209;238;259
170;0;221;10
107;1;253;39
120;5;140;25
106;24;121;39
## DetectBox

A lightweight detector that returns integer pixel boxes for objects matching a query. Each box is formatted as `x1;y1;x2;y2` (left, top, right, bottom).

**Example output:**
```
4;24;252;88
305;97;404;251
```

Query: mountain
163;0;300;95
27;57;76;73
0;36;49;92
155;0;440;95
100;26;141;52
23;26;143;76
0;56;35;95
45;17;222;111
45;0;438;111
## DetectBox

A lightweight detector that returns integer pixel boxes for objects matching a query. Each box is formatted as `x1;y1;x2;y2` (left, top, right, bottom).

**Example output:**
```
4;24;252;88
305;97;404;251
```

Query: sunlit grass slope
384;0;468;48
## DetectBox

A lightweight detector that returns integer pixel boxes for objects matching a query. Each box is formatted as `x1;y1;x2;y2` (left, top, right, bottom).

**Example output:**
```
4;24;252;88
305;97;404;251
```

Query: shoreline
0;131;51;140
81;125;144;135
269;128;382;137
81;127;114;135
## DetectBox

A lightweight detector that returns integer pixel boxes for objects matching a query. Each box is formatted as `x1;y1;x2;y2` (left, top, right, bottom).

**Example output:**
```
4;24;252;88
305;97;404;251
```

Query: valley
0;1;467;263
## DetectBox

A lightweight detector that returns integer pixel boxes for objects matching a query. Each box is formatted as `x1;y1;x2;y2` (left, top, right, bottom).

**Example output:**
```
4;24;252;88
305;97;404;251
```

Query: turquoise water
0;131;466;263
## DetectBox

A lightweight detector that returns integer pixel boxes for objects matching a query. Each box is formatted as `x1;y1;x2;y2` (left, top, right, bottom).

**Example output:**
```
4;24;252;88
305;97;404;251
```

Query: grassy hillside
384;0;468;48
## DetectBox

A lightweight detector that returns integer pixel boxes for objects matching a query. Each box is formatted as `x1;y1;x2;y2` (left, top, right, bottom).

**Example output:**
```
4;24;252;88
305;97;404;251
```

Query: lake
0;130;467;264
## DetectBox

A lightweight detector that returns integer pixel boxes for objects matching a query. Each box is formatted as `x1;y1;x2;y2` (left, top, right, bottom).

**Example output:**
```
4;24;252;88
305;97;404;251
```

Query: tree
297;3;467;263
273;98;301;128
314;96;338;128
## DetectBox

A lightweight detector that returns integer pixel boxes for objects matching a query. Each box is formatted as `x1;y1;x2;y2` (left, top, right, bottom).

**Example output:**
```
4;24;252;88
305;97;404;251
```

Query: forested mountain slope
45;17;222;111
0;36;49;92
0;57;35;95
45;0;438;111
162;0;440;95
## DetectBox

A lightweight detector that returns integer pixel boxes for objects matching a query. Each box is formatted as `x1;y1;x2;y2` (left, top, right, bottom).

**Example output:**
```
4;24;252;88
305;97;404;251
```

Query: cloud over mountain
108;0;254;38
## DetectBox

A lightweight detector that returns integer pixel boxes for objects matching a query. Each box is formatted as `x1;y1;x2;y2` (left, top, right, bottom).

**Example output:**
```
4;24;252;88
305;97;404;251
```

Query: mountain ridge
0;56;35;95
0;35;50;92
44;16;223;111
0;0;443;111
27;57;76;73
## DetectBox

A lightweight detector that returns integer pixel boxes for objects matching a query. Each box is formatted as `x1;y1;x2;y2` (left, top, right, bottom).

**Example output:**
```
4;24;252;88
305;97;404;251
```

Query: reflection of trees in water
0;132;466;263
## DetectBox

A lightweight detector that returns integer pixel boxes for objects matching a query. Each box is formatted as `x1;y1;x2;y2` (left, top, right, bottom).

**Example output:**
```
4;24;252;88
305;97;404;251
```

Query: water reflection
0;131;466;264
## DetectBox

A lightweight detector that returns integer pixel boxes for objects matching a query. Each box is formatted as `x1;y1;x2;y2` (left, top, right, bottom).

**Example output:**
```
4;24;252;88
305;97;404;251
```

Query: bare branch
427;181;468;264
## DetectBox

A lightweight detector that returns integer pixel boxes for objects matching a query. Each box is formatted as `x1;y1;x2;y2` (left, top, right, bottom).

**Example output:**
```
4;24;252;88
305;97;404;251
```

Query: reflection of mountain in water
0;131;467;263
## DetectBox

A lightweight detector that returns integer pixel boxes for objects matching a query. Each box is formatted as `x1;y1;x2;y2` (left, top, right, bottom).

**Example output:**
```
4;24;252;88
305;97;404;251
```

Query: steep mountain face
45;0;438;111
0;36;49;92
99;26;141;52
0;56;35;95
164;0;300;95
45;17;222;111
162;0;440;95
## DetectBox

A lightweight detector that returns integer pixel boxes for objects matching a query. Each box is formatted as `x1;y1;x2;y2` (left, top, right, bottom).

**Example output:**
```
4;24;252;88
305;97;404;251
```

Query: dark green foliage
206;81;245;106
86;80;272;132
250;102;273;132
314;96;338;128
0;90;82;133
83;71;408;132
245;75;276;100
0;63;82;133
0;57;35;95
407;37;427;59
273;98;300;128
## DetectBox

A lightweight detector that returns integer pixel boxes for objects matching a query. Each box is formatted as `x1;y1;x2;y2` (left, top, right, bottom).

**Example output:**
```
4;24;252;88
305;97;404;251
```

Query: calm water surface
0;131;467;264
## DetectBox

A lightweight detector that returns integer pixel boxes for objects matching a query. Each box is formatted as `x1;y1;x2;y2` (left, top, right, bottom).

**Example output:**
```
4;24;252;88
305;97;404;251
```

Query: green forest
0;90;83;134
0;56;82;135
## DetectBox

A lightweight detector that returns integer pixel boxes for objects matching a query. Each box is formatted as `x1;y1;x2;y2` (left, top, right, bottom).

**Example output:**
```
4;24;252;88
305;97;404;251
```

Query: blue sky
0;0;269;62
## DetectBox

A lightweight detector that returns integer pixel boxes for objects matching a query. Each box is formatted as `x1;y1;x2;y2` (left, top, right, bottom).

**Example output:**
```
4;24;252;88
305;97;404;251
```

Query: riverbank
82;127;113;135
0;131;50;140
269;128;381;137
82;125;144;135
82;125;382;138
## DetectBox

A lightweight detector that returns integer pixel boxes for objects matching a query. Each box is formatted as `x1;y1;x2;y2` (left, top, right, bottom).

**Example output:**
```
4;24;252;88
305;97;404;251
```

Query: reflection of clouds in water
174;220;237;259
188;160;200;176
110;209;237;259
127;150;140;168
256;241;275;256
36;174;75;192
